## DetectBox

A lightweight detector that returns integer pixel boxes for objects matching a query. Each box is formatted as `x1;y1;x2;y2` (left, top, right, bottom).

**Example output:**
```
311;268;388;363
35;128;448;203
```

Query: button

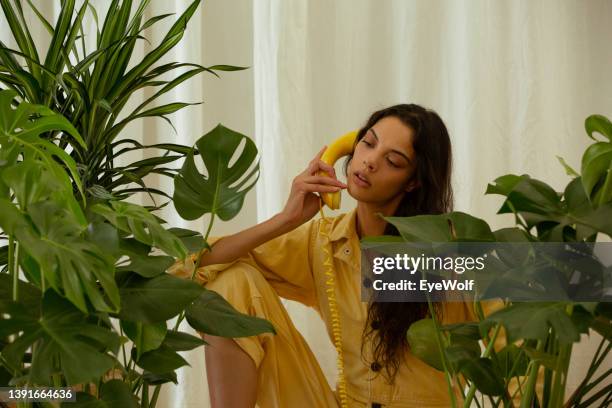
343;247;351;255
370;361;382;372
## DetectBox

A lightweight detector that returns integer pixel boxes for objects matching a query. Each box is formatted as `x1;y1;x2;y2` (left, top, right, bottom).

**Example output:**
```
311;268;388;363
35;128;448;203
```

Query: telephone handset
315;130;358;408
318;130;358;209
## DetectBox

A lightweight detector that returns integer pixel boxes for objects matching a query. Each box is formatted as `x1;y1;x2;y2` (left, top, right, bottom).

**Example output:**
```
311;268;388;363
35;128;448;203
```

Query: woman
174;104;475;407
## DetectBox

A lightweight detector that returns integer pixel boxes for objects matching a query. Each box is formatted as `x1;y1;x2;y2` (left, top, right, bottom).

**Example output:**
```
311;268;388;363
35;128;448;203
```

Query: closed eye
362;139;402;167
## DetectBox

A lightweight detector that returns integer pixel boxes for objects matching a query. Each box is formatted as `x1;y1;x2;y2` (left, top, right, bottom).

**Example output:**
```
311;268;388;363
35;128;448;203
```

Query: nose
363;155;377;172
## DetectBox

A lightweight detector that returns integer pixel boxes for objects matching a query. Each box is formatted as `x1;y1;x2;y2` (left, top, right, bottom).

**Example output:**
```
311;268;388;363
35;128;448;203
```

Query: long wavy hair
343;104;453;383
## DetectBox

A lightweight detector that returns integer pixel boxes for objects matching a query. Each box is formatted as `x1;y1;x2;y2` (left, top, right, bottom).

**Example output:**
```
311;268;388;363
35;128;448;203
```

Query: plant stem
8;237;18;301
504;343;527;387
520;340;544;408
132;376;143;395
141;381;149;408
154;214;218;404
592;341;612;374
564;338;607;406
510;374;526;402
149;383;161;408
583;367;612;394
602;389;612;407
548;305;575;408
463;324;502;407
549;342;572;407
426;297;457;408
173;213;216;331
474;300;486;321
119;325;131;388
190;211;217;282
457;374;467;400
576;383;612;408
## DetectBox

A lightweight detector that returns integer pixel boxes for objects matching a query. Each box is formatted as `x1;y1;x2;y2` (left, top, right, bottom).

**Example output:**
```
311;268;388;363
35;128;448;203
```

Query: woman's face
347;116;418;205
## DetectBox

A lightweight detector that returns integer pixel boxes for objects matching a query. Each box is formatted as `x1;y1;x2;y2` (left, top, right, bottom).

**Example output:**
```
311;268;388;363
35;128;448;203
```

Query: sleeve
168;219;318;308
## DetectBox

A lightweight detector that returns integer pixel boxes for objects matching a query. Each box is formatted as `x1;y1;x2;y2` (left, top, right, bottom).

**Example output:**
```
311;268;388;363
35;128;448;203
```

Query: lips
352;171;371;187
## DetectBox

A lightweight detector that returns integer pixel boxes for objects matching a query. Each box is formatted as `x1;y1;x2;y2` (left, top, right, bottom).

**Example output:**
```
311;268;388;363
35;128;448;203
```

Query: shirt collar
328;207;359;242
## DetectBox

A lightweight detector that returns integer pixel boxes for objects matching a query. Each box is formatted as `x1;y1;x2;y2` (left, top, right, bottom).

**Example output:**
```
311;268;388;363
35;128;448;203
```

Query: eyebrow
368;128;413;165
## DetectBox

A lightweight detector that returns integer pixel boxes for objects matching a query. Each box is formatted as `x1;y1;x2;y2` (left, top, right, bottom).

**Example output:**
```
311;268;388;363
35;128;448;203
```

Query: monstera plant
0;1;272;406
373;115;612;407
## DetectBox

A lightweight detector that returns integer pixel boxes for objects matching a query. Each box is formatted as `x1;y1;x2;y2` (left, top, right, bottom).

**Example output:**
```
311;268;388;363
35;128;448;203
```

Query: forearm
198;213;298;267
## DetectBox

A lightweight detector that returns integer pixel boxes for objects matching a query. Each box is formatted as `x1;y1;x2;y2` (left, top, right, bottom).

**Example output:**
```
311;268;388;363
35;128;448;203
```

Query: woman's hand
280;146;347;228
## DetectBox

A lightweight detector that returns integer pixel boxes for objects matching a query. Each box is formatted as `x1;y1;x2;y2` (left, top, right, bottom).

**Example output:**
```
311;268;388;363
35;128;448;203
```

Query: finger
308;147;326;168
306;147;327;173
306;159;336;178
314;146;327;161
318;160;337;178
306;160;319;175
303;175;347;187
302;184;342;194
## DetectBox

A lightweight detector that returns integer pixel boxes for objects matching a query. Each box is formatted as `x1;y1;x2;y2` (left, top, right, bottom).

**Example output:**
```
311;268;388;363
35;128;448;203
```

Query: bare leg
203;334;257;408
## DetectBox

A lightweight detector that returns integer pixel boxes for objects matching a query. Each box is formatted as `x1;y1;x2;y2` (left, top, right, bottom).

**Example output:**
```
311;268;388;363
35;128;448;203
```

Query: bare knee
203;334;257;408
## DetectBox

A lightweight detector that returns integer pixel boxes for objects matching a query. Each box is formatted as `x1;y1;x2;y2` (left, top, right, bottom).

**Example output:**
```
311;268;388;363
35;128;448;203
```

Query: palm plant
0;1;272;406
0;0;243;206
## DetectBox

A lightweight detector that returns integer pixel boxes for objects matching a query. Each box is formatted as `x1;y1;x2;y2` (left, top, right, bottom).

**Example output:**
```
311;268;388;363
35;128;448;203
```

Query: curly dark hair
343;103;453;383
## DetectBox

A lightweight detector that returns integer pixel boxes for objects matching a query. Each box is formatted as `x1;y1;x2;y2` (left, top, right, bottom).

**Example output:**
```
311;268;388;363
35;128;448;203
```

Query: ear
404;178;420;193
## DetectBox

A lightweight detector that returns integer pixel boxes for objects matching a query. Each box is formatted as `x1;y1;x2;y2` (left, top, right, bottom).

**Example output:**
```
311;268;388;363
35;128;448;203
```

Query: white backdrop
249;2;612;408
2;1;612;407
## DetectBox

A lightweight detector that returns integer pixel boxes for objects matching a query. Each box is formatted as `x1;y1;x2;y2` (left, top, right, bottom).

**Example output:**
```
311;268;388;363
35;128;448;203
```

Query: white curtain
249;2;612;407
3;1;612;407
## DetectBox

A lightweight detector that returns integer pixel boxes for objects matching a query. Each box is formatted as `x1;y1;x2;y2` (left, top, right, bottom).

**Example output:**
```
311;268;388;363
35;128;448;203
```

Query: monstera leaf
0;291;119;385
185;289;276;338
173;124;259;221
91;201;187;259
486;175;564;218
482;302;584;344
581;115;612;206
406;318;444;371
0;199;118;313
0;89;85;198
585;114;612;142
384;212;495;242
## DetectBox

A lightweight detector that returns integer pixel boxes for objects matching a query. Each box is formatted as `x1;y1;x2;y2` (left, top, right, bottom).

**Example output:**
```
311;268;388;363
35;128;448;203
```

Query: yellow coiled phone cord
318;203;349;408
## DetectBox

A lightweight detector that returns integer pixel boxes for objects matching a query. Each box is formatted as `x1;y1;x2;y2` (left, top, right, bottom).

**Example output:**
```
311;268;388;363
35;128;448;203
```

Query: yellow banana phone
318;130;358;209
313;130;359;408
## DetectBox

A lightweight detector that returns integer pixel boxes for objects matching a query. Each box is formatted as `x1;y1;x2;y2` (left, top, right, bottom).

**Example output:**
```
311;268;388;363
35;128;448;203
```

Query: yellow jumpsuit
171;209;477;407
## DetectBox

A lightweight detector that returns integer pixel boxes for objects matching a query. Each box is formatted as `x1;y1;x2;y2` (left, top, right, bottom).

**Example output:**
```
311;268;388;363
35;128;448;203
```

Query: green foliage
483;303;586;344
386;211;495;242
1;290;119;386
66;380;139;407
0;0;246;206
400;114;612;406
91;201;187;259
406;318;444;371
0;1;271;406
117;273;203;323
185;289;276;337
174;124;260;221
